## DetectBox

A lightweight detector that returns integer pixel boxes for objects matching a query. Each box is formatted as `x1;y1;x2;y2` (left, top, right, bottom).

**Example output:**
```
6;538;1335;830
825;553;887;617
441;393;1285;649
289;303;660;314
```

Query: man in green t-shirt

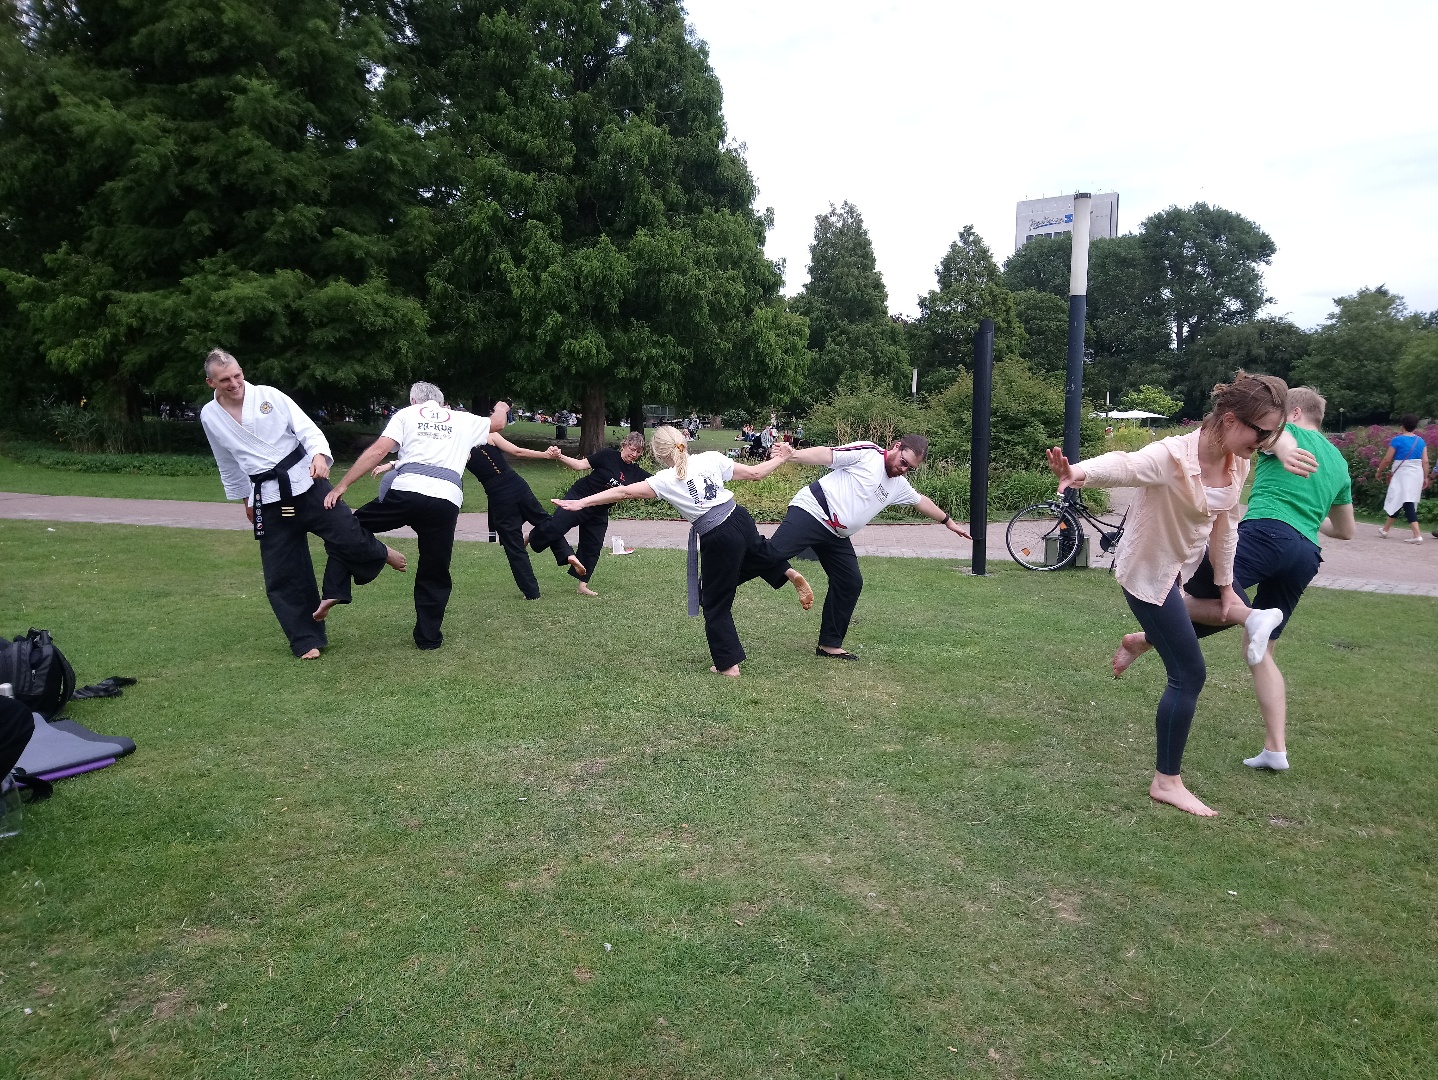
1113;386;1356;771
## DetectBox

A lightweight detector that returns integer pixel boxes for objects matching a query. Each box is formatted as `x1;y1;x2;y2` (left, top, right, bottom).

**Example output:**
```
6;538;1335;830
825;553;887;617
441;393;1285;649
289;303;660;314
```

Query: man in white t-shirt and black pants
770;436;971;660
325;382;503;650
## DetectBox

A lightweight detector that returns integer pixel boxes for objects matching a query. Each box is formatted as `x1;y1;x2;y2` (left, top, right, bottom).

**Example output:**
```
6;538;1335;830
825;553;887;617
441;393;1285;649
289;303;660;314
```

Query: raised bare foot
567;554;588;577
787;569;814;610
1149;774;1218;817
710;665;741;677
1112;632;1151;678
312;598;341;622
298;648;322;660
577;583;599;597
386;546;407;572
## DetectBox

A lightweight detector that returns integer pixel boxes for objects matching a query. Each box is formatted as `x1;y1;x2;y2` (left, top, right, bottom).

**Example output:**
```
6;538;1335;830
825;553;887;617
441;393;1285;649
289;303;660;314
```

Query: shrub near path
1;521;1435;1078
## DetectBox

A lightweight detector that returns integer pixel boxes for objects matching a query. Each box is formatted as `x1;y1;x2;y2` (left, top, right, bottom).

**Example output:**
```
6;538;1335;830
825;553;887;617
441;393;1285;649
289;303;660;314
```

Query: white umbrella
1101;409;1169;419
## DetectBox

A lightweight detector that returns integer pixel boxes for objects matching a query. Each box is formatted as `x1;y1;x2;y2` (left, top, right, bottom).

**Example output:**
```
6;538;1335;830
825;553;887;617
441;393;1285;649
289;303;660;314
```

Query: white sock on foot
1244;608;1284;666
1243;748;1289;771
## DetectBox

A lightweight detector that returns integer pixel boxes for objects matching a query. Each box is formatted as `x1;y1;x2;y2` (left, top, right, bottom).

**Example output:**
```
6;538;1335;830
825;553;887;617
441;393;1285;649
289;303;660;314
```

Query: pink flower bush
1329;423;1438;514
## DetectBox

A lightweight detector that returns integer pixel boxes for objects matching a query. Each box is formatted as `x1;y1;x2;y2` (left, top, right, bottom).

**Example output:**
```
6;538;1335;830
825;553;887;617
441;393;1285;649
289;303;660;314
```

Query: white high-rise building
1015;193;1120;250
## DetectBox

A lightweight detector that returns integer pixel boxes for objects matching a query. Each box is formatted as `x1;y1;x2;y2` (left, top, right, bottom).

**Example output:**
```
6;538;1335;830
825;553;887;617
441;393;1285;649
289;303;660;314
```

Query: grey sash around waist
378;461;464;502
687;500;737;617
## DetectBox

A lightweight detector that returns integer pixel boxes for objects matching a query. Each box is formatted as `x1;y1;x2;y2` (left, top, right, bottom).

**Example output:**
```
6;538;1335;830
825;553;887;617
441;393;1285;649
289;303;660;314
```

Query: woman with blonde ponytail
554;426;814;676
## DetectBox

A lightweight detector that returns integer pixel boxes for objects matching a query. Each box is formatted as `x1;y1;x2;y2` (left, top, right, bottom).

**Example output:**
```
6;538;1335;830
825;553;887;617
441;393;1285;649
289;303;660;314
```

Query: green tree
1012;289;1069;374
1393;330;1438;419
0;0;430;414
404;0;805;452
1291;287;1421;422
1139;202;1275;351
790;201;908;401
910;225;1025;392
1175;317;1311;417
1120;385;1181;417
1002;234;1069;298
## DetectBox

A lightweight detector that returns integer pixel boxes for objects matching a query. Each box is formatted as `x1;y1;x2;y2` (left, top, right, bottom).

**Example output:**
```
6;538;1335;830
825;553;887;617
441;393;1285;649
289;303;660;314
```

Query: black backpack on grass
0;629;76;720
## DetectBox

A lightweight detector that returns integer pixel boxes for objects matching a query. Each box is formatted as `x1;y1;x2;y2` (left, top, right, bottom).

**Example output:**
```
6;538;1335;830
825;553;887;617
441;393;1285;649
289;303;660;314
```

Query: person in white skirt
552;426;813;676
1375;414;1430;543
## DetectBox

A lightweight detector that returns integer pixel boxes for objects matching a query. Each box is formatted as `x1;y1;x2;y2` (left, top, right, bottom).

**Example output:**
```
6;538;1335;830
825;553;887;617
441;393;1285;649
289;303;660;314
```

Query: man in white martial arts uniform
201;349;404;659
325;382;504;650
768;436;971;660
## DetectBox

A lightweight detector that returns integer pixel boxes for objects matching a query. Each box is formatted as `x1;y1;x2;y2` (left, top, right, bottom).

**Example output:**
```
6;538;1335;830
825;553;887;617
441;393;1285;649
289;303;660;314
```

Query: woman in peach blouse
1045;373;1309;817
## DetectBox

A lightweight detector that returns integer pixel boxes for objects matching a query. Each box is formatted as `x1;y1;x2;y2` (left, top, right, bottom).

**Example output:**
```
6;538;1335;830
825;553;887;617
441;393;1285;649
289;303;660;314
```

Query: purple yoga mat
35;758;116;782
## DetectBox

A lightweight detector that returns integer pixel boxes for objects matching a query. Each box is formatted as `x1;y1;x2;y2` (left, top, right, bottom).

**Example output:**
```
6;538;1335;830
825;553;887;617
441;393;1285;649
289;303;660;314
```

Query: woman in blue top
1376;414;1430;543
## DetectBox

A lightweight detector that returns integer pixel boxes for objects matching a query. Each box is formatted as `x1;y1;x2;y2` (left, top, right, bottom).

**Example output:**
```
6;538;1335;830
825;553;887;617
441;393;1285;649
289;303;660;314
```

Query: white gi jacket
201;384;332;507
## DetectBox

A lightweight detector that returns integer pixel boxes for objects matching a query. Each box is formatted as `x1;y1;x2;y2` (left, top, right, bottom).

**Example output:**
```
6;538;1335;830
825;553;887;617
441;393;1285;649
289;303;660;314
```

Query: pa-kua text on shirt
789;442;919;537
648;451;737;523
381;402;491;507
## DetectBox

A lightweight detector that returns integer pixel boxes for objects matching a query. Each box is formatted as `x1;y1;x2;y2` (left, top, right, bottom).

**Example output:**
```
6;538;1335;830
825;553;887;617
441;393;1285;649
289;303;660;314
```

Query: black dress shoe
815;647;859;660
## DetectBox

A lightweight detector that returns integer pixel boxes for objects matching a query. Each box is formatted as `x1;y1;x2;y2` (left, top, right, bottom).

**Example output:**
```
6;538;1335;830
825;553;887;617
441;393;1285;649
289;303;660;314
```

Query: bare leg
312;598;342;622
386;546;407;572
1249;642;1287;753
786;568;814;610
299;647;321;660
1112;632;1152;677
567;554;587;577
1150;772;1218;816
710;664;741;677
1379;517;1393;536
577;582;599;597
1408;520;1423;540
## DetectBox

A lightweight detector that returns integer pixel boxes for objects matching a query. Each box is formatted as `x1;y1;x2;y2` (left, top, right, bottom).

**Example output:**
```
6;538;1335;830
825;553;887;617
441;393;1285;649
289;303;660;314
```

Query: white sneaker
1377;527;1390;538
1404;535;1423;544
1244;608;1284;666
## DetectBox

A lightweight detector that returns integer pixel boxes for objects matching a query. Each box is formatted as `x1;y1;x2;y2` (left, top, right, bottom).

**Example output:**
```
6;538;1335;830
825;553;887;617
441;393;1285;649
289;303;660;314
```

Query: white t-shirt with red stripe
789;442;920;537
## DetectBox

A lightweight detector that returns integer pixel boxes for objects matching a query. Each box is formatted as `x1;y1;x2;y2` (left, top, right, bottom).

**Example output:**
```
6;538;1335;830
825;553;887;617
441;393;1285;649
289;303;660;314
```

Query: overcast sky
682;0;1438;330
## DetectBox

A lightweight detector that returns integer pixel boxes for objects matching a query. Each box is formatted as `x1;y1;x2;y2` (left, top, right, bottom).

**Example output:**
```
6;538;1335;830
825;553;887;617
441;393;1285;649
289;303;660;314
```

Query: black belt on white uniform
687;500;737;617
377;461;464;502
247;443;308;540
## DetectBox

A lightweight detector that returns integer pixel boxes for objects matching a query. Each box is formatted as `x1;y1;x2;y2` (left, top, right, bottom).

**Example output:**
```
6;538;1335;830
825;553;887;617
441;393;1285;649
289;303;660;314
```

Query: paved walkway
3;490;1436;597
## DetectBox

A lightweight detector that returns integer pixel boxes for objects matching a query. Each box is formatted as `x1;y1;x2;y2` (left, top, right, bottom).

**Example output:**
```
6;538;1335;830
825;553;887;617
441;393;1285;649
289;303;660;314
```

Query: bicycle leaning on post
1005;491;1127;570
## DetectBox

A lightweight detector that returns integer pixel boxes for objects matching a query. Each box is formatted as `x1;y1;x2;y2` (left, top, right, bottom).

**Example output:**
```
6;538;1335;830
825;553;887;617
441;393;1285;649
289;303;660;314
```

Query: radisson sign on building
1014;192;1119;250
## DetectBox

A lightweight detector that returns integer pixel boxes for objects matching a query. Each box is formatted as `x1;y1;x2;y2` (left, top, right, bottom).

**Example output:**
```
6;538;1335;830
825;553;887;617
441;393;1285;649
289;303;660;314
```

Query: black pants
0;697;33;780
769;506;862;650
485;475;574;599
258;481;388;657
1123;581;1206;776
529;506;608;585
347;490;459;649
702;506;793;670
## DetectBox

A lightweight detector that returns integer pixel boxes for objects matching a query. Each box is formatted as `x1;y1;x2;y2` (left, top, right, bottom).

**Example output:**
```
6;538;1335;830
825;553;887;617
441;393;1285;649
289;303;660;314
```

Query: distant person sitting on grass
1111;385;1355;773
765;436;971;661
1045;372;1317;817
552;426;814;677
200;349;404;660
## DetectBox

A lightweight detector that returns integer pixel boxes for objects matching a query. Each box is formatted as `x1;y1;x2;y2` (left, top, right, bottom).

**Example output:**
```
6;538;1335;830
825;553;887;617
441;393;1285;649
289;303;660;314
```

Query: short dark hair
1400;413;1420;432
896;434;929;461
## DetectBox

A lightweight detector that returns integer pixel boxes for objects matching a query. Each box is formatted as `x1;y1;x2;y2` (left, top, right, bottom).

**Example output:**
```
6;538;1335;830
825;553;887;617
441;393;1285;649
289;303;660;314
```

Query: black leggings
1391;502;1418;525
1123;580;1206;776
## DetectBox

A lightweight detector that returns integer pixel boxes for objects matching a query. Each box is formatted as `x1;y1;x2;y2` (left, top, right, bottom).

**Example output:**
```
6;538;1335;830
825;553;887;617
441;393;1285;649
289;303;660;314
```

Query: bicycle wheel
1006;503;1083;570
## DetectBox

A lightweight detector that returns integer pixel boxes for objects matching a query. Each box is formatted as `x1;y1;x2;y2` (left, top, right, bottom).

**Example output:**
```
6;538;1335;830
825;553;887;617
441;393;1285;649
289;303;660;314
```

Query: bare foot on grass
577;583;599;597
1112;632;1152;678
386;546;407;572
1149;774;1218;817
710;665;741;678
299;648;322;660
567;554;588;577
787;569;814;610
312;598;341;622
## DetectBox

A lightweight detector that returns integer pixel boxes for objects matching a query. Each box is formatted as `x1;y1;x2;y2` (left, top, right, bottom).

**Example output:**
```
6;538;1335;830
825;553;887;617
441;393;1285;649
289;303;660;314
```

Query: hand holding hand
770;441;794;460
545;445;562;458
310;455;331;480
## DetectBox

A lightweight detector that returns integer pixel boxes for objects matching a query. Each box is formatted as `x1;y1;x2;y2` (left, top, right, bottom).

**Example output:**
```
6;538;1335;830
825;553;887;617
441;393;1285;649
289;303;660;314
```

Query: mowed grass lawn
1;520;1435;1079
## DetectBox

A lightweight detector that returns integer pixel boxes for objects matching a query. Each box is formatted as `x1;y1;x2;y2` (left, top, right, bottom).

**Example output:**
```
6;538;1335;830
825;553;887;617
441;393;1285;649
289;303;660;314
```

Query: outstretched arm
489;431;562;461
489;400;509;432
553;480;657;512
1045;447;1088;493
785;445;835;467
555;453;592;472
730;441;793;481
913;494;972;539
324;436;398;509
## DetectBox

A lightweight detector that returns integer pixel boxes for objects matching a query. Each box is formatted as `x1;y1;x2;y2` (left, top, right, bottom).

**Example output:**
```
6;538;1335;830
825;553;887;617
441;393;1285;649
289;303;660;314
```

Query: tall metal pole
1063;192;1093;469
969;318;994;576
